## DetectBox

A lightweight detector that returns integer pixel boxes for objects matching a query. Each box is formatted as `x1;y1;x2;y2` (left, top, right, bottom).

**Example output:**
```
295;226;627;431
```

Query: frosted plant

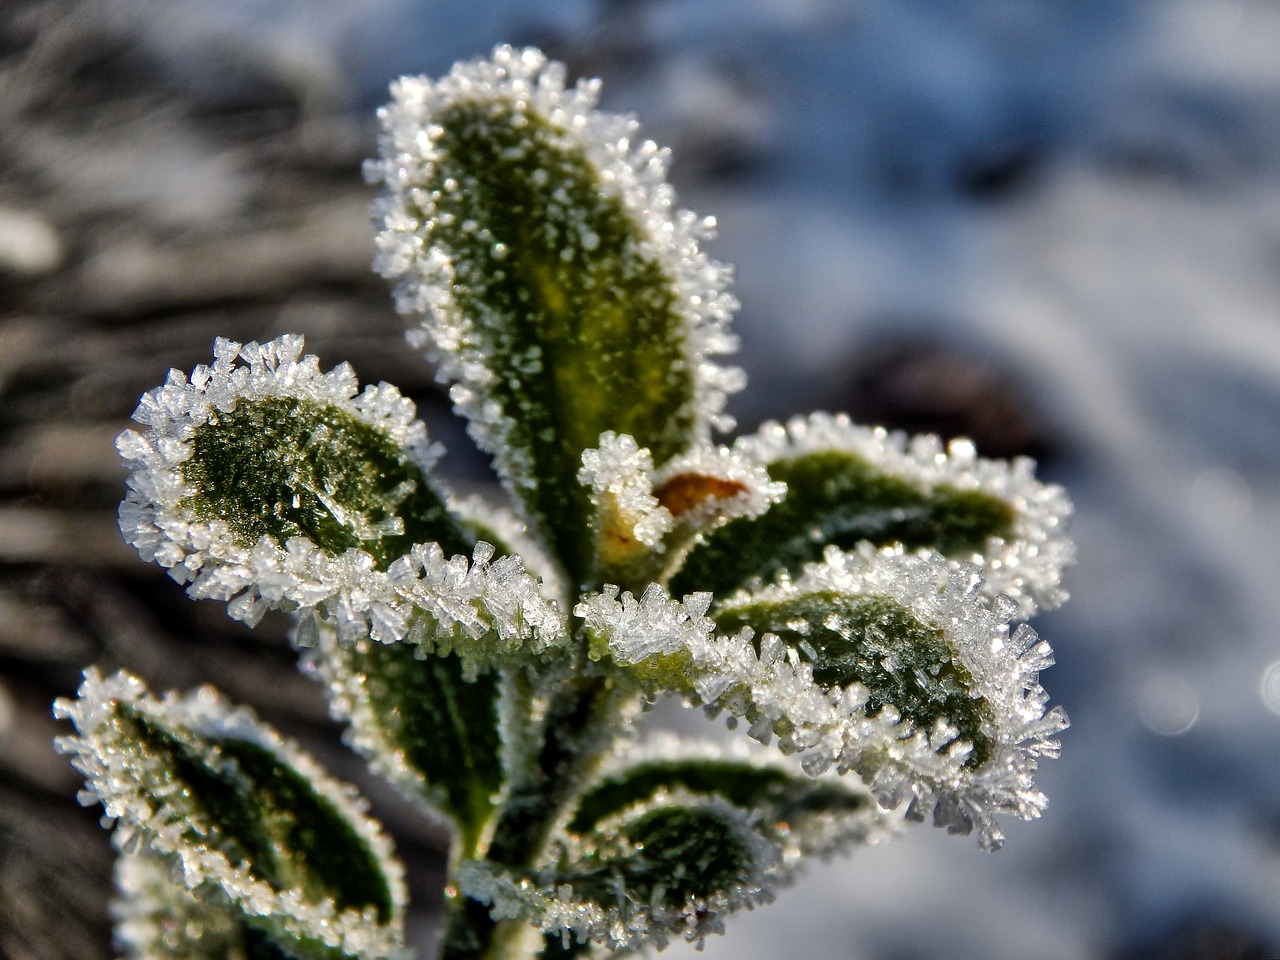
55;46;1073;960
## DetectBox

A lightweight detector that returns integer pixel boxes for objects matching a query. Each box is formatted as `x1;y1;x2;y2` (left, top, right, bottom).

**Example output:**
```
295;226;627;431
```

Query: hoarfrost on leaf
54;669;409;960
386;541;569;670
368;44;743;586
115;334;467;628
730;413;1075;616
72;42;1074;960
580;546;1066;850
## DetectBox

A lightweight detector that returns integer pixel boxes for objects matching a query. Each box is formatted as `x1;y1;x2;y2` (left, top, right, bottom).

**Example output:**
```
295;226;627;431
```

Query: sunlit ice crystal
114;335;447;630
54;668;410;959
579;544;1066;849
387;541;569;670
735;412;1075;617
366;43;747;547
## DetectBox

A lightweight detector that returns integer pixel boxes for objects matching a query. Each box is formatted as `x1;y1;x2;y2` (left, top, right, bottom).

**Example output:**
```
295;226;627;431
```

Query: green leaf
672;447;1014;599
581;550;1065;849
410;99;692;583
183;393;470;569
138;722;391;917
569;755;870;837
55;670;406;960
314;635;504;859
118;337;481;635
458;799;774;951
567;750;882;864
372;50;743;587
715;589;996;768
576;804;758;908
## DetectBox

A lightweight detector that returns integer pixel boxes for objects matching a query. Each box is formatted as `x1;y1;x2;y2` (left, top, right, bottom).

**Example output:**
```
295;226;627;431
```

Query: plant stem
439;658;627;960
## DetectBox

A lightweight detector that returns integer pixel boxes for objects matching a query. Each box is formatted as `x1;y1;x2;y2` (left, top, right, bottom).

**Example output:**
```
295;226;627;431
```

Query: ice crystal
458;795;778;951
54;669;408;960
452;493;569;607
386;542;567;667
732;413;1075;616
580;546;1066;850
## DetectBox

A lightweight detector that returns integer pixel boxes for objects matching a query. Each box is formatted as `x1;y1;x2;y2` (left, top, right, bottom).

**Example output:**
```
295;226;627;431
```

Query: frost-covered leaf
672;413;1074;616
307;628;504;858
459;798;776;951
297;540;565;857
715;590;996;769
113;848;292;960
54;670;407;960
299;542;565;855
578;547;1067;850
577;433;784;590
370;45;742;584
570;802;769;912
385;542;568;668
569;736;888;864
117;335;472;626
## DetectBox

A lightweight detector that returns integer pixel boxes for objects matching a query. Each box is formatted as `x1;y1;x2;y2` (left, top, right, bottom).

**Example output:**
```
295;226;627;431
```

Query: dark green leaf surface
182;395;470;569
118;708;396;923
568;758;869;838
671;449;1014;597
242;925;306;960
571;806;757;908
422;98;695;586
331;642;503;856
715;591;995;767
182;394;507;854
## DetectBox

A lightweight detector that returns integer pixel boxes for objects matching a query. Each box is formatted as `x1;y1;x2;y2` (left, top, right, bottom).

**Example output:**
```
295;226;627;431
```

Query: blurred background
4;1;1280;958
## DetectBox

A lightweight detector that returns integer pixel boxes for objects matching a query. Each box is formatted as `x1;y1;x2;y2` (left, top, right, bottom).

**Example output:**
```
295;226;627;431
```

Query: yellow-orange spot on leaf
654;473;748;517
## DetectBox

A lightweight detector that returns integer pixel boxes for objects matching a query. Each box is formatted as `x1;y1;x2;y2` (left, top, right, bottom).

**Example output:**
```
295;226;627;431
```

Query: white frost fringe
578;544;1067;850
736;412;1075;617
116;335;566;665
54;669;409;960
368;44;745;510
